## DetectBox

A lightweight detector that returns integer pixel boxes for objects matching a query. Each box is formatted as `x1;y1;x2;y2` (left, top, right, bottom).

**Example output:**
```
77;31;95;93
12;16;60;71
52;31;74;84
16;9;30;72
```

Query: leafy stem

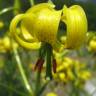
29;0;35;6
12;40;34;96
35;70;41;96
0;7;18;15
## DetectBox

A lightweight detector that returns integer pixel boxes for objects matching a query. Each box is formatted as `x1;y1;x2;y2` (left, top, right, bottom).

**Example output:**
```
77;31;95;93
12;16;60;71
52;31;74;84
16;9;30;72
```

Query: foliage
0;0;96;96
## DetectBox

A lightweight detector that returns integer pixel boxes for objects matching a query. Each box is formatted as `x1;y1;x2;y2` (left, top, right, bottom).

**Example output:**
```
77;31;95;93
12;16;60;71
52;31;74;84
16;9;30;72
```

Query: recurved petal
10;14;41;50
61;5;88;49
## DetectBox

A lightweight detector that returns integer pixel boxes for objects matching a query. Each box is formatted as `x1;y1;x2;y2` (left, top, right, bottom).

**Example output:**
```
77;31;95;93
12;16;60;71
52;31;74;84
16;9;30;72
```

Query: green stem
0;7;17;15
13;0;21;15
12;43;34;96
35;70;41;96
48;0;54;4
29;0;35;6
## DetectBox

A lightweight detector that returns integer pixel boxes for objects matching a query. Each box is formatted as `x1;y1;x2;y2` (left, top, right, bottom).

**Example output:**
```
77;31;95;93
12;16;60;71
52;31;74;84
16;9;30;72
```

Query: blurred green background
0;0;96;96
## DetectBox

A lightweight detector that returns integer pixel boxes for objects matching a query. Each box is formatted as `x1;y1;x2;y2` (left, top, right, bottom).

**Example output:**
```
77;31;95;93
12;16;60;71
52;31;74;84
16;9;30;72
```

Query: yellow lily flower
10;3;87;51
10;3;88;78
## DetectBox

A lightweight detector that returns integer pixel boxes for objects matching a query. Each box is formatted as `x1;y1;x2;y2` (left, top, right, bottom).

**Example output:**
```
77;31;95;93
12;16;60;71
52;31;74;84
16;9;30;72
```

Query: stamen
34;58;42;70
38;59;44;72
52;58;57;73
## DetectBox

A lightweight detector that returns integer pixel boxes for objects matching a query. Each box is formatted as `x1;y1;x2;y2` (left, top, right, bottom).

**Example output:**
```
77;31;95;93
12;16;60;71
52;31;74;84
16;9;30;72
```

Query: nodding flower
10;2;88;78
10;3;87;51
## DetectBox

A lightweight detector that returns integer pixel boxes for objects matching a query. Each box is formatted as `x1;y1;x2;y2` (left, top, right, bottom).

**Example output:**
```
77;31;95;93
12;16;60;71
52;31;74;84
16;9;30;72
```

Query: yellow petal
33;9;62;46
10;14;41;50
21;3;55;41
61;5;88;49
21;25;36;42
22;3;62;48
27;3;55;13
46;92;57;96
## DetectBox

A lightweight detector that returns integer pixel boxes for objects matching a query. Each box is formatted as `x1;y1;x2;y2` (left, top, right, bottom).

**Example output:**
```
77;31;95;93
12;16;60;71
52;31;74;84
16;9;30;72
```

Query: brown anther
38;59;44;72
34;58;44;72
52;59;57;73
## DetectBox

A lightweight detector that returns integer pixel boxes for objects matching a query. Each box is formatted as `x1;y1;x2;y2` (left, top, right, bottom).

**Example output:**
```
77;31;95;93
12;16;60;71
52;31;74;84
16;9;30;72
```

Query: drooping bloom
10;2;88;78
10;3;87;50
